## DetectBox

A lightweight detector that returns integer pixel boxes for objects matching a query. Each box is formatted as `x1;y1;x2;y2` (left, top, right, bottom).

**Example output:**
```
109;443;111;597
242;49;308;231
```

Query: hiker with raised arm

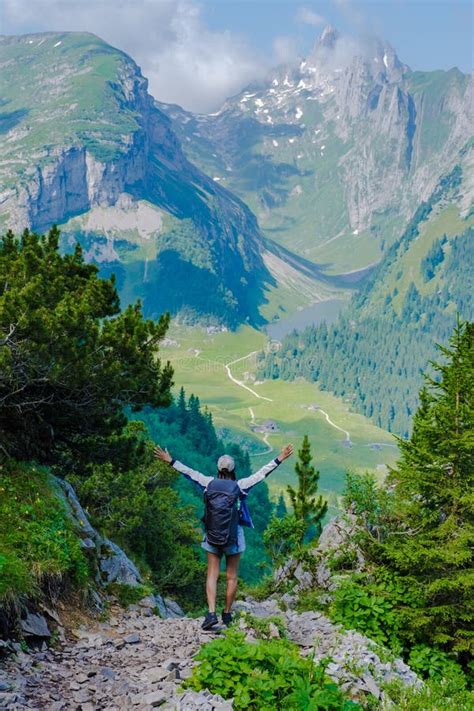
153;443;294;630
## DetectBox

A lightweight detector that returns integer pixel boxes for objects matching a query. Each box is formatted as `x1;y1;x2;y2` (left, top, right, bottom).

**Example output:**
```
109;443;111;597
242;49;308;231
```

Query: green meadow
160;323;398;507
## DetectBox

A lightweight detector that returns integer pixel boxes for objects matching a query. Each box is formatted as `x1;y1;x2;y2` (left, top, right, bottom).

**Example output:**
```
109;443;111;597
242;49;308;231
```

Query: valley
160;323;398;506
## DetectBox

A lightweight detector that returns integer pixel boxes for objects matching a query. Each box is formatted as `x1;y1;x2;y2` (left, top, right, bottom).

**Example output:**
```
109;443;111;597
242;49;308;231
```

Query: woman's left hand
278;443;294;461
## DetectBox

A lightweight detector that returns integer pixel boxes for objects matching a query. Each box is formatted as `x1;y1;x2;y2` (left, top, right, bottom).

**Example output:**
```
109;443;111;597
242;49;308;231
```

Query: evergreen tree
287;435;327;541
275;493;287;519
383;319;474;657
177;386;188;434
0;227;173;464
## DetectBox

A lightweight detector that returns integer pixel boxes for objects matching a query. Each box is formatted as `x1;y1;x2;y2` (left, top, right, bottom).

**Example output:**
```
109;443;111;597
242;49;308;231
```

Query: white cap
217;454;235;472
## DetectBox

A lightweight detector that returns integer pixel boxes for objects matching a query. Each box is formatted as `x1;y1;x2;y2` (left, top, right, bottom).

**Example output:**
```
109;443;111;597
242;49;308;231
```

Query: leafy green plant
240;613;287;640
185;629;362;710
407;645;466;682
263;514;306;567
330;578;401;651
328;548;359;572
382;676;474;711
296;589;330;614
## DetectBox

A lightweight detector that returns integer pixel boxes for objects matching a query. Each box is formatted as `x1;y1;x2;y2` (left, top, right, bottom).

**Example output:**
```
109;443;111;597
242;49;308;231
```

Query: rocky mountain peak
316;24;340;50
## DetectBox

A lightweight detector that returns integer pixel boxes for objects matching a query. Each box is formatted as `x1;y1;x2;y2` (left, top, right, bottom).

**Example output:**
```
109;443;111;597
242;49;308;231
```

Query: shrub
0;461;89;602
296;589;330;614
330;577;402;652
106;583;154;608
263;514;306;567
239;612;287;640
382;675;474;711
407;644;466;682
185;629;362;710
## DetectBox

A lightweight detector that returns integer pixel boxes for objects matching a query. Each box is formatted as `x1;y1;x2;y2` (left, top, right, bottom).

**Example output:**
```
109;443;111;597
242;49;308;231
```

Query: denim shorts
201;525;246;557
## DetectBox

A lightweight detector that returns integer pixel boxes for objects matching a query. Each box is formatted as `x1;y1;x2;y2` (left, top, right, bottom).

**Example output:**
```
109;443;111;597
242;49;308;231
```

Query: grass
0;460;89;602
0;32;141;177
161;323;398;503
362;205;474;318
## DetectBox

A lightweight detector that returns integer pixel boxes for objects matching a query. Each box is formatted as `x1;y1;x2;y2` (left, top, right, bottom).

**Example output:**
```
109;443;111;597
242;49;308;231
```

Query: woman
154;443;294;630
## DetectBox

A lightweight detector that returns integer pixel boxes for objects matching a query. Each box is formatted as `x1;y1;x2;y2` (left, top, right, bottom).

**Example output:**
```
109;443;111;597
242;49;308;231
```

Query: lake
266;299;346;340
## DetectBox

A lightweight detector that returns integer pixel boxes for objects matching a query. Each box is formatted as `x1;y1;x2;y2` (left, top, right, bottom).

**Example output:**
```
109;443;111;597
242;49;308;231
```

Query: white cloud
1;0;267;112
296;6;325;27
272;35;300;65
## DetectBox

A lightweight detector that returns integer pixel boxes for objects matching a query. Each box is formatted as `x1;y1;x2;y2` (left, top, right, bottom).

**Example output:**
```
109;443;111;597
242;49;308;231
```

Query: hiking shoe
201;612;218;630
222;611;233;626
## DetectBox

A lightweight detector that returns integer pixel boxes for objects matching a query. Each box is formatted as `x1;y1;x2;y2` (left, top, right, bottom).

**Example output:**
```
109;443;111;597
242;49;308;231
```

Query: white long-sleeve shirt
171;456;281;528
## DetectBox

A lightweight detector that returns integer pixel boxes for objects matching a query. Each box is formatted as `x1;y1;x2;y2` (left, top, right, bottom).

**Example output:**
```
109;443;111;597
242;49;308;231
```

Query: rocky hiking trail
1;590;420;711
0;600;231;711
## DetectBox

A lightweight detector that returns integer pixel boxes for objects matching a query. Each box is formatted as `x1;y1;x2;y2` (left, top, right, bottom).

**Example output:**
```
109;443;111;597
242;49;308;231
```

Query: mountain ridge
160;25;472;275
0;32;274;327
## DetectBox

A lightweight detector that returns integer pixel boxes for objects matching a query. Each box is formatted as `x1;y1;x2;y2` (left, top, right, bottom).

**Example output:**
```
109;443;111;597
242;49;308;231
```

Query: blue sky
2;0;472;111
202;1;473;73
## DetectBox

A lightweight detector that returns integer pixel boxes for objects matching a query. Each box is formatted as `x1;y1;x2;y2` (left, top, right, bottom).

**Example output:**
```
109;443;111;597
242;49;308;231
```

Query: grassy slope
0;33;138;181
360;204;474;319
0;461;88;602
161;324;398;507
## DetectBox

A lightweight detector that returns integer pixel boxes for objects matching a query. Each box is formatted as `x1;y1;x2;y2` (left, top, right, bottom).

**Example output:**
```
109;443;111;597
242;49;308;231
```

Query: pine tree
0;227;173;464
275;493;287;519
177;386;188;434
384;319;474;657
287;435;327;541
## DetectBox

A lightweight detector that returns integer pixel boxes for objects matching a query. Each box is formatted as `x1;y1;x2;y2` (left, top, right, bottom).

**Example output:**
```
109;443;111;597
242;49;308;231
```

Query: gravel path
0;604;230;711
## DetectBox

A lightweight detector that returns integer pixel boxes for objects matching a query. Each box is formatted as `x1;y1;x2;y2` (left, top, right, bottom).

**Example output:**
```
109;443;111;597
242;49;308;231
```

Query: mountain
160;27;472;276
0;32;280;328
258;163;474;436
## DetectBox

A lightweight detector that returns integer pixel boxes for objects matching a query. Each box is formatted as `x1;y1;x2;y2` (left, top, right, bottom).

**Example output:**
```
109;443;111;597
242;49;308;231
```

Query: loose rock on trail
1;584;421;709
0;602;231;711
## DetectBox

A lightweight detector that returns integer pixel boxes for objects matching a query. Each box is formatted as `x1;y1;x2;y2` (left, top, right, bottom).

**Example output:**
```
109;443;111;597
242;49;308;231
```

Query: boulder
99;539;142;586
20;613;51;639
162;598;184;618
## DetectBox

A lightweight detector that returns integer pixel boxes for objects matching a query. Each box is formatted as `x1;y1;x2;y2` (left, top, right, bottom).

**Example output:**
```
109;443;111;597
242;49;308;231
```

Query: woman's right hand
154;445;172;463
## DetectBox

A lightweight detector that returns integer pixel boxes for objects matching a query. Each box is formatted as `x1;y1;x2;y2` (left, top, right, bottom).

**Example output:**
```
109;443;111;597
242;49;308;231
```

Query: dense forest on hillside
258;168;473;436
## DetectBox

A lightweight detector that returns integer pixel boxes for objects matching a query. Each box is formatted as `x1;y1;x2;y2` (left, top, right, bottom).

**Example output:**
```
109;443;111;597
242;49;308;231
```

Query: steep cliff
0;32;273;327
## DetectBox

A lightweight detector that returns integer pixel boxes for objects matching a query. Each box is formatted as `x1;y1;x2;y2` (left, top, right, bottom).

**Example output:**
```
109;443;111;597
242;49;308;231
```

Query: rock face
0;32;271;327
275;514;365;592
162;26;473;273
55;478;143;589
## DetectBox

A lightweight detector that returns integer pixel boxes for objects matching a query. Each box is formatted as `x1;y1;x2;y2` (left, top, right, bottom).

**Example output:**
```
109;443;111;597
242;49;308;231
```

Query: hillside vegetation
259;166;474;435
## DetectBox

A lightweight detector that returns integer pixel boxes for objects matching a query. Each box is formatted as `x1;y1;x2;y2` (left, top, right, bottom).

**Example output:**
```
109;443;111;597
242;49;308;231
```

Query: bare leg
206;552;221;613
224;553;241;613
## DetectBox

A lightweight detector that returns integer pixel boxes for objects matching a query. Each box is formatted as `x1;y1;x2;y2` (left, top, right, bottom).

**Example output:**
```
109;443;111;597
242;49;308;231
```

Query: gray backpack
203;478;240;547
